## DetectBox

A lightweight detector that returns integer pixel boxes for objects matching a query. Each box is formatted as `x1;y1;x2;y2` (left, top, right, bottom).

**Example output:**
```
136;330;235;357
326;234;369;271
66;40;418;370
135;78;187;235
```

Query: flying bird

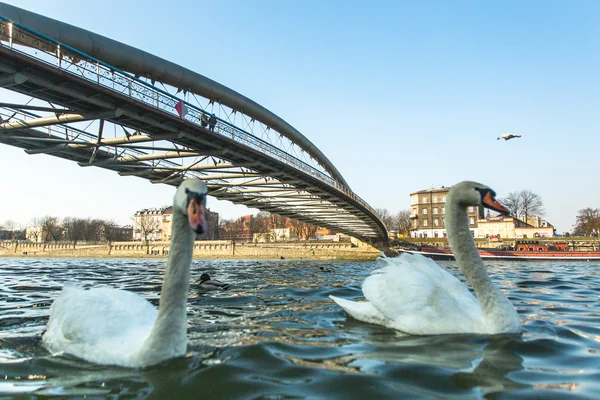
497;133;521;141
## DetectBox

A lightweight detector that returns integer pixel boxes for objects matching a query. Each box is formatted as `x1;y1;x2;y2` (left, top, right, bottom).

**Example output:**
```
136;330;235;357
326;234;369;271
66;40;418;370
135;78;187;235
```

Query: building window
421;198;428;204
423;220;428;227
469;217;475;225
441;196;446;202
468;206;474;212
442;207;445;214
434;218;439;226
433;207;438;214
422;208;428;215
433;196;437;203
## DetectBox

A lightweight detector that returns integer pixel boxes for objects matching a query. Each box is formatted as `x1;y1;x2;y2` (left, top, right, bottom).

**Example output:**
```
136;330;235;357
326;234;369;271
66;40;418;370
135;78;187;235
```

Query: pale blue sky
0;0;598;233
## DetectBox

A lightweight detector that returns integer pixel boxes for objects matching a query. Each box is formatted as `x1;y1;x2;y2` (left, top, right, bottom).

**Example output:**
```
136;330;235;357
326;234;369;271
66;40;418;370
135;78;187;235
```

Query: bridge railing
0;16;382;225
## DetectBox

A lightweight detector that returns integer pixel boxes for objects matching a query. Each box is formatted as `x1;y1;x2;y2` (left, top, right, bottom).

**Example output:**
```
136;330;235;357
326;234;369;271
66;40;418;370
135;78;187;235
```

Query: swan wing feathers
43;285;158;364
361;254;486;334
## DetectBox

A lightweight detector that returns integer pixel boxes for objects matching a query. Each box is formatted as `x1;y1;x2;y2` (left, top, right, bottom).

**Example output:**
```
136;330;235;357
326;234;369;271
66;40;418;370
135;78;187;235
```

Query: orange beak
187;197;207;234
482;191;509;215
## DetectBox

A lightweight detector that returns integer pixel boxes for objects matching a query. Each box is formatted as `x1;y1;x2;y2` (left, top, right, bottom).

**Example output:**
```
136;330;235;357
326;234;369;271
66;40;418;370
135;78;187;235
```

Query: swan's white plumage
330;254;489;334
43;285;158;366
330;181;521;335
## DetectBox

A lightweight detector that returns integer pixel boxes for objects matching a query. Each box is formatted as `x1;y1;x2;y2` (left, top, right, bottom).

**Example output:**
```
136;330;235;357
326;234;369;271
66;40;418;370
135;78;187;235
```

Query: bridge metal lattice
0;11;387;241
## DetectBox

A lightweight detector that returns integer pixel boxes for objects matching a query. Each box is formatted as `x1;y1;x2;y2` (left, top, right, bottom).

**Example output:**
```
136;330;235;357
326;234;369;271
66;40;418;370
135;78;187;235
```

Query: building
253;228;298;243
133;207;219;241
409;186;483;238
133;207;167;242
476;215;555;239
26;226;50;243
476;216;529;239
219;214;253;242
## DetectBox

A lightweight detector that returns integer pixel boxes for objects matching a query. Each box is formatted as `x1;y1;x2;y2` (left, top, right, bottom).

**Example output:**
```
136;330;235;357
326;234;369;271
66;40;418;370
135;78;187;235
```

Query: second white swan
42;178;208;367
330;181;521;335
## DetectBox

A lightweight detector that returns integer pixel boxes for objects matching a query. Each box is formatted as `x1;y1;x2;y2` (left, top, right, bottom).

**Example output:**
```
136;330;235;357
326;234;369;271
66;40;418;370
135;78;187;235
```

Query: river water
0;257;599;399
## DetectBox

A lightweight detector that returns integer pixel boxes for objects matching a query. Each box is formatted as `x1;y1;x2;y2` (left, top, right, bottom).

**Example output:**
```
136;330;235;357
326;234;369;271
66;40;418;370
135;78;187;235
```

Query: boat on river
398;246;600;261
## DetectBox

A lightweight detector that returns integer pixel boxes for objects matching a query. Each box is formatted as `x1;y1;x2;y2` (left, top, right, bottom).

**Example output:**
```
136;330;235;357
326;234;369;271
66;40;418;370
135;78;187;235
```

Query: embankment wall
0;240;381;260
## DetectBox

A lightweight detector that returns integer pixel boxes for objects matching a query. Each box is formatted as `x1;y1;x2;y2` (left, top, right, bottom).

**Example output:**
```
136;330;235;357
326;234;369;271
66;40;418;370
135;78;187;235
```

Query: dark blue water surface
1;257;599;399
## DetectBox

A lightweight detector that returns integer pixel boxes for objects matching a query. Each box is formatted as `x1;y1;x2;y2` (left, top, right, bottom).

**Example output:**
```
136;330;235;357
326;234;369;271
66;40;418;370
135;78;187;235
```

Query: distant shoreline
0;240;381;261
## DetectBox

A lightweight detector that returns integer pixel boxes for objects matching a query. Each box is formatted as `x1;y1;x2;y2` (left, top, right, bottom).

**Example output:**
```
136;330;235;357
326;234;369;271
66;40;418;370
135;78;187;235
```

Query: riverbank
0;240;382;260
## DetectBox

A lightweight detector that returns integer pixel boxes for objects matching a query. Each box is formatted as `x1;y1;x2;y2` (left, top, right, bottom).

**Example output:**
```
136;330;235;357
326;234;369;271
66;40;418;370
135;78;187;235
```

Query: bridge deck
0;12;387;241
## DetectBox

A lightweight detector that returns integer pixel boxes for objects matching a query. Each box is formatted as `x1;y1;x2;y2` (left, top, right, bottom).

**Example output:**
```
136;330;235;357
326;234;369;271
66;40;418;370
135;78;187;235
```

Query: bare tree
573;208;600;236
249;212;270;234
520;190;545;224
391;210;411;236
288;218;304;239
501;192;524;218
1;220;20;240
501;190;545;224
301;222;318;239
62;217;86;244
40;216;63;242
27;217;42;242
83;219;104;242
270;213;288;229
134;214;161;253
375;208;393;229
102;220;123;245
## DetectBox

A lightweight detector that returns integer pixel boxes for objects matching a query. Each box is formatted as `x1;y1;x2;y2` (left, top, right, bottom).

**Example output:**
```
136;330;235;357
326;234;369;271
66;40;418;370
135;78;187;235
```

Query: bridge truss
0;10;387;242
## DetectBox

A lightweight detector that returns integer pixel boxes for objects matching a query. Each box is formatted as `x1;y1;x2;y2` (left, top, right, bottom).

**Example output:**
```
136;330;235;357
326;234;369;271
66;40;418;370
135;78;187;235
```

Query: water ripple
0;257;599;398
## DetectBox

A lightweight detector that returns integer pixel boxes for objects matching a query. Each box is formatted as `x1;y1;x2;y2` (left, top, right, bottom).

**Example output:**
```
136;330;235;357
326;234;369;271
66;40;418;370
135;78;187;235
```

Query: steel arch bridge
0;4;387;242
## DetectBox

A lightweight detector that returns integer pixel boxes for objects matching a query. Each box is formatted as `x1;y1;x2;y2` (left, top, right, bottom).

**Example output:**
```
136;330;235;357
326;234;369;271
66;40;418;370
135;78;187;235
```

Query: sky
0;0;598;233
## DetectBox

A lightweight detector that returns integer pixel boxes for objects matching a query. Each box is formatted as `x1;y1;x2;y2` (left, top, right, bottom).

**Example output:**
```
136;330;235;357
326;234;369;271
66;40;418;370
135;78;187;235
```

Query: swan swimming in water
42;178;208;367
330;181;521;335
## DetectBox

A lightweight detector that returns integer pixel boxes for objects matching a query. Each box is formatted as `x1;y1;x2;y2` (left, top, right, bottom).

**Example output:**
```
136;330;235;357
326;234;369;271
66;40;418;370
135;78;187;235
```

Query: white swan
330;181;521;335
42;178;208;367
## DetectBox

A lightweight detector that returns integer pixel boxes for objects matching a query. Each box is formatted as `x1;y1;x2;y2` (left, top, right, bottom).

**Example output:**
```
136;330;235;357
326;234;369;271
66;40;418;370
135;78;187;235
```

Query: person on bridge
209;115;217;131
201;113;209;128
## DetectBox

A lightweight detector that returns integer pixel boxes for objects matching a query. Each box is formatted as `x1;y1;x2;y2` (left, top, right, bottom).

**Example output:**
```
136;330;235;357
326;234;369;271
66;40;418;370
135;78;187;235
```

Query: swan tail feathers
329;295;388;326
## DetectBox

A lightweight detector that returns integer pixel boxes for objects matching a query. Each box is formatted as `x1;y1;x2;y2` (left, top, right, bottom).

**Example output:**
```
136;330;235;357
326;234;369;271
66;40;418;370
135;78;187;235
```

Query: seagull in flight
497;133;521;141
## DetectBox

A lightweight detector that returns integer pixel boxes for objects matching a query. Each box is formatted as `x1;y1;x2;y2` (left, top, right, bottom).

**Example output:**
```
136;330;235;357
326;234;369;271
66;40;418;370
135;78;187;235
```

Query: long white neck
135;208;194;365
445;199;520;333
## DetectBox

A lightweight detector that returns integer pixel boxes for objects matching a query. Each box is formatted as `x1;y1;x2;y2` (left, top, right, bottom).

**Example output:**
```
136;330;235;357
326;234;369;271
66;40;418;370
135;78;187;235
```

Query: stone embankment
0;240;381;260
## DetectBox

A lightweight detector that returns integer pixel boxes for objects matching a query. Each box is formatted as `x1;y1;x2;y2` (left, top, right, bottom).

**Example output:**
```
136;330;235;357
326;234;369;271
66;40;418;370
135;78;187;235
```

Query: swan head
175;178;208;234
449;181;509;215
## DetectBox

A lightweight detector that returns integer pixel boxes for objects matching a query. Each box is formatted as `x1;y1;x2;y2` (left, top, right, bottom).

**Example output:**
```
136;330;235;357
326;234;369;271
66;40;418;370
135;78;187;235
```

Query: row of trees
0;220;26;240
219;211;319;240
1;217;131;244
375;209;411;236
